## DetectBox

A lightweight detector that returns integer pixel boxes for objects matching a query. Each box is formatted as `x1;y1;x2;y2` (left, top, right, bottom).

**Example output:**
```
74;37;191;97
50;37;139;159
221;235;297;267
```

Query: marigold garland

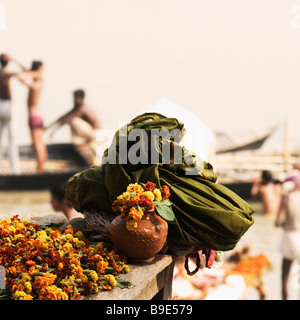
0;216;130;300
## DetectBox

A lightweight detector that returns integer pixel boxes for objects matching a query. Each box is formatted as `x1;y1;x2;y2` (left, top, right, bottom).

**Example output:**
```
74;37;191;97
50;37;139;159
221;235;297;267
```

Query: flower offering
0;216;130;300
111;181;172;231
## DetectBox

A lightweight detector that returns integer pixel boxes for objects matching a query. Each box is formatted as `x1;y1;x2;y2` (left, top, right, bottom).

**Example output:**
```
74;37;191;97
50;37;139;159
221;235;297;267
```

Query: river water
0;190;299;300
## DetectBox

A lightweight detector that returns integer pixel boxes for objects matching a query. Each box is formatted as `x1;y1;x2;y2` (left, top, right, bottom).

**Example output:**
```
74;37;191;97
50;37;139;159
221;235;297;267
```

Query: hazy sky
1;0;300;149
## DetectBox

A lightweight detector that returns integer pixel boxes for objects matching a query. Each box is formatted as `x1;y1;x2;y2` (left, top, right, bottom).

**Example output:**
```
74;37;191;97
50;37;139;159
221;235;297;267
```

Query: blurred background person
50;184;83;222
275;178;300;300
0;53;25;174
46;89;100;166
18;61;48;173
251;170;282;215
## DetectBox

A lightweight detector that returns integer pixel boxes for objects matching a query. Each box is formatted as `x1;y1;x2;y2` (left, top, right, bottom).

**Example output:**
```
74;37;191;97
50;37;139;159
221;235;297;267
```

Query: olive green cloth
64;113;254;251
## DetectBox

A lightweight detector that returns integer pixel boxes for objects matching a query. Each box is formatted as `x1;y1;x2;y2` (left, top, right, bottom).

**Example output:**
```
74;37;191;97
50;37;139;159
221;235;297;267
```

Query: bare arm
250;178;261;197
17;74;37;89
45;107;83;131
10;57;27;71
275;195;288;227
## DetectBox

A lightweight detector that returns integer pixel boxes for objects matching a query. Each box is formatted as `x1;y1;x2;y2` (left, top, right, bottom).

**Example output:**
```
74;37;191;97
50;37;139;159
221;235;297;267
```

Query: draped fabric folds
64;113;254;251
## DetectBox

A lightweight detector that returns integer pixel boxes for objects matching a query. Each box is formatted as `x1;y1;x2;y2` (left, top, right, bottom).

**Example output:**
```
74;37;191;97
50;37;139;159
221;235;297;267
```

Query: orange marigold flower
33;272;57;290
128;196;140;207
138;196;153;209
49;229;62;240
69;258;80;267
64;227;74;234
161;185;171;199
144;181;156;191
7;266;17;277
96;260;109;274
128;207;143;221
126;183;144;195
112;199;122;212
57;262;64;271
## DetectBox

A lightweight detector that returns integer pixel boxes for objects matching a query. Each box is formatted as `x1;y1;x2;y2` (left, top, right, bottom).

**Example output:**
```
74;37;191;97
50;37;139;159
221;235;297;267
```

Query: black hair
50;185;66;203
0;54;8;67
262;170;273;184
73;89;85;99
31;60;43;71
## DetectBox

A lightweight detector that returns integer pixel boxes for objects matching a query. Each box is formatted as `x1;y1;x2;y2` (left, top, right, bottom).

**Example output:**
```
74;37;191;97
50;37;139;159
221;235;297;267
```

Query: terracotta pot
110;209;168;262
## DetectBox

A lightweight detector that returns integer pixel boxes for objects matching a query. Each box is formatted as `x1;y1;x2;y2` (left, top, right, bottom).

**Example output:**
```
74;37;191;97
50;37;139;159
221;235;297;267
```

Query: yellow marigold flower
72;239;85;248
90;270;98;282
153;188;162;201
13;234;25;241
143;191;155;201
118;191;131;203
44;228;52;234
8;225;16;233
104;274;117;288
92;283;99;294
89;247;95;255
24;281;32;294
15;222;24;230
59;279;69;287
59;249;65;258
123;265;130;273
60;292;69;300
126;183;136;192
126;183;144;195
0;218;10;226
36;230;47;242
65;234;73;241
75;230;83;240
14;290;33;300
96;242;104;250
62;242;73;252
20;273;32;284
126;220;137;231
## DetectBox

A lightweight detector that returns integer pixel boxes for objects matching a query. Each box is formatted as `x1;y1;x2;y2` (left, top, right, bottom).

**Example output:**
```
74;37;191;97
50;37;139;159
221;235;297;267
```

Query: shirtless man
18;61;48;172
0;53;25;174
251;170;282;214
46;89;100;165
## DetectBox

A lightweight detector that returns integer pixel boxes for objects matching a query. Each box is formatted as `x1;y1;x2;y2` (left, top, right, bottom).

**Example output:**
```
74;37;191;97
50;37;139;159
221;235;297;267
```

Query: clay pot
110;209;168;262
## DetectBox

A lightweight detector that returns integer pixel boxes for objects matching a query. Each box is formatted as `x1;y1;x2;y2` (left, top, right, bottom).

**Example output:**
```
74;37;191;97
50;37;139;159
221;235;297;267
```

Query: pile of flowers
0;216;130;300
226;254;271;287
111;181;173;231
